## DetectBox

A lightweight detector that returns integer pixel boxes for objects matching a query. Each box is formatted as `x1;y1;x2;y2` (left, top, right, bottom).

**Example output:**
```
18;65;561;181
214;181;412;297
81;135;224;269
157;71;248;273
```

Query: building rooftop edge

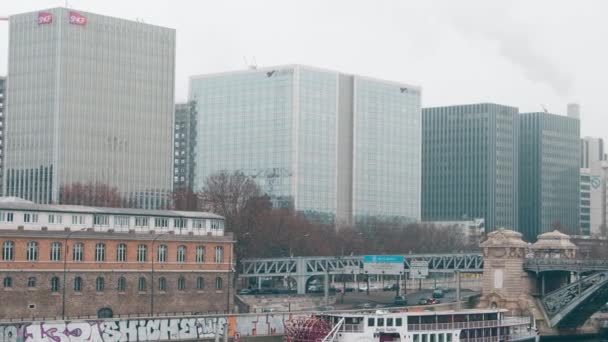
188;64;421;90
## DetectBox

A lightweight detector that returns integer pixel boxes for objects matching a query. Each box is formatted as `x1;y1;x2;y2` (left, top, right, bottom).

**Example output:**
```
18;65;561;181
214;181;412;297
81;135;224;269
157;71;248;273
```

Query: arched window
51;276;60;292
158;277;167;291
137;245;147;262
157;244;167;262
27;276;37;288
196;277;204;290
74;276;83;292
215;277;223;290
96;277;105;292
116;243;127;262
214;246;223;263
117;277;126;292
138;277;147;292
178;276;186;291
2;241;14;261
98;307;113;319
196;246;205;263
177;246;186;263
73;243;84;261
95;243;106;262
3;276;12;288
26;241;38;261
50;242;62;261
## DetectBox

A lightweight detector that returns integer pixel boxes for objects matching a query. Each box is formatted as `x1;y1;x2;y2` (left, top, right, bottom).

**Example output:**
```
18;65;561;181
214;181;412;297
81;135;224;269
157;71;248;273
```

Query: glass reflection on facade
3;8;175;208
190;65;421;224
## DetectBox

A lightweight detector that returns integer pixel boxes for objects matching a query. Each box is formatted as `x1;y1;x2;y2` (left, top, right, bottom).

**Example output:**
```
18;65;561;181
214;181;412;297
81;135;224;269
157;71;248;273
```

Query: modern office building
519;112;580;241
173;102;197;191
0;198;233;319
579;137;607;236
0;77;5;196
421;103;519;232
189;65;421;225
3;8;175;209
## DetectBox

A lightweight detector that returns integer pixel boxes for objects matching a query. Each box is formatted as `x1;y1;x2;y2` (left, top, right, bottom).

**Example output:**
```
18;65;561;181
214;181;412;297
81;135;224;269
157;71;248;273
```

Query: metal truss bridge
239;253;483;294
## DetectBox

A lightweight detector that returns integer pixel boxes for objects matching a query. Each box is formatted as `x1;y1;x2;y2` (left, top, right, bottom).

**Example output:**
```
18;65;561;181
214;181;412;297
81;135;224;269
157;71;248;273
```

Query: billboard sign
362;255;404;275
409;260;429;279
38;12;53;25
69;11;87;26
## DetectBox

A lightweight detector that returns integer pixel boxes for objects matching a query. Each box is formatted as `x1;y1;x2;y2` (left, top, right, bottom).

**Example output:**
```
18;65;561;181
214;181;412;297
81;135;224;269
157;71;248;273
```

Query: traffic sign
410;260;429;279
362;255;405;275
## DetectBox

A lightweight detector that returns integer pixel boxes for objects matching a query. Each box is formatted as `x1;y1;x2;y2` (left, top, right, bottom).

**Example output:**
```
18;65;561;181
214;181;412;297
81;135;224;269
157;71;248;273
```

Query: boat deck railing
338;323;365;333
460;333;536;342
408;317;531;331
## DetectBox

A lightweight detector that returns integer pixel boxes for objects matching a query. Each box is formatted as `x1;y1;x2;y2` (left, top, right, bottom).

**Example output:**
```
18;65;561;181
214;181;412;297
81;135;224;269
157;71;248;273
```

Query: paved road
332;288;479;310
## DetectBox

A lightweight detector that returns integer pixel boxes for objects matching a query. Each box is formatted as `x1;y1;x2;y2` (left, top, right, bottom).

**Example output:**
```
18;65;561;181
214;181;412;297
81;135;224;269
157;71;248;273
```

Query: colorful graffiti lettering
0;314;294;342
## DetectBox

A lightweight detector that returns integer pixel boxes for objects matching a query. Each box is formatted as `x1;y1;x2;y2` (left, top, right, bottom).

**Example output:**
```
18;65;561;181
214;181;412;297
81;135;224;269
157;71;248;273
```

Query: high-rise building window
196;246;205;263
73;243;83;262
96;277;105;292
26;241;38;261
178;276;186;291
157;245;167;262
2;241;14;261
116;243;127;262
177;245;186;263
95;243;106;262
137;245;147;262
74;277;83;292
51;277;60;292
214;246;223;263
117;277;126;292
50;242;62;261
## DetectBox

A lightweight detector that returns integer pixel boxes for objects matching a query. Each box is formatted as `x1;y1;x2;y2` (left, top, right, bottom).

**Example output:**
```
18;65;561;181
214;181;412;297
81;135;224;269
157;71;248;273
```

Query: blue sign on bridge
362;255;405;263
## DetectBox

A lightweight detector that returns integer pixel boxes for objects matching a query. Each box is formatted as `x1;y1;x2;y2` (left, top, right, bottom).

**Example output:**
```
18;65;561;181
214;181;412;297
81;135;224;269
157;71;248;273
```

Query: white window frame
95;243;106;262
50;242;62;261
73;243;83;262
2;241;14;261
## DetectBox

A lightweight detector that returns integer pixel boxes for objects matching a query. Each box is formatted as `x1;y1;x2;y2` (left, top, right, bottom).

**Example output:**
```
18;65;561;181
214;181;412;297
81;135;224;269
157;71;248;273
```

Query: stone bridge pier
477;228;535;314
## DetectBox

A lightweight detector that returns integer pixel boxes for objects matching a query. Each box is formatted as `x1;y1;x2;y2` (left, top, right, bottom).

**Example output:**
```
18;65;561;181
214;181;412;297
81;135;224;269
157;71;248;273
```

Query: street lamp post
150;232;169;316
62;227;86;319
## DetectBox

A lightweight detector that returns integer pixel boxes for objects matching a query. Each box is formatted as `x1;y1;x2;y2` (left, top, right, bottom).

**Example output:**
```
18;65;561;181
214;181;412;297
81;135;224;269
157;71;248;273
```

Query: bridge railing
524;258;608;272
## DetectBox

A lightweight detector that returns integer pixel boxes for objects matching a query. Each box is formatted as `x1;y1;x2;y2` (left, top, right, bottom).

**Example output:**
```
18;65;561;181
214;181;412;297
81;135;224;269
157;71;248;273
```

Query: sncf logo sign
38;12;53;25
69;11;87;26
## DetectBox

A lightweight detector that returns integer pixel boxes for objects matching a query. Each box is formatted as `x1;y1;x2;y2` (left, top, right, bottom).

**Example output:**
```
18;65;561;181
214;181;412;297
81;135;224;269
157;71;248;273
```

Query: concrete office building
3;8;175;209
173;102;197;191
0;77;5;196
189;65;421;225
519;112;580;241
579;137;608;236
422;103;519;232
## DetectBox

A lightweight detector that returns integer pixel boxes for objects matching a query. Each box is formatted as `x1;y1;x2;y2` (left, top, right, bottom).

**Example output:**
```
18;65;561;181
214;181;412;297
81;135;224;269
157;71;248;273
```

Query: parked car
432;289;445;298
393;296;407;306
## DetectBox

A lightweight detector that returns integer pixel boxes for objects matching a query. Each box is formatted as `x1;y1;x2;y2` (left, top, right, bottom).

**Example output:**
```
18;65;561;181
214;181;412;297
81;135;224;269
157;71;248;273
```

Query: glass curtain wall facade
519;112;580;241
422;103;519;232
173;101;197;190
4;8;175;208
190;65;421;225
0;77;5;195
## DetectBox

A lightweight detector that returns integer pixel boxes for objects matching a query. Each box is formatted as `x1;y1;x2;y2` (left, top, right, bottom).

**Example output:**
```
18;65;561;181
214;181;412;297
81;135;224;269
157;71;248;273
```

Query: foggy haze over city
1;0;606;141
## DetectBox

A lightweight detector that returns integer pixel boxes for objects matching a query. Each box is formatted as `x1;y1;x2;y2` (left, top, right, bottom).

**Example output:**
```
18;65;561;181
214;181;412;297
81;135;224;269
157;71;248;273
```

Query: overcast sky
1;0;606;140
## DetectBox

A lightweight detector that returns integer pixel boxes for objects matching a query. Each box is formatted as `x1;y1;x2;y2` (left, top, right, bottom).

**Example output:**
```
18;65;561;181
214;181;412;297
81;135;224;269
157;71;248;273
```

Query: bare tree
59;182;124;207
171;188;199;211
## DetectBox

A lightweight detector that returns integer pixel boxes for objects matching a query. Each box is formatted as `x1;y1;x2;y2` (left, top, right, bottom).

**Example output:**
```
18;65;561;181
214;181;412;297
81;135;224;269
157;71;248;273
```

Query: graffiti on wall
0;313;298;342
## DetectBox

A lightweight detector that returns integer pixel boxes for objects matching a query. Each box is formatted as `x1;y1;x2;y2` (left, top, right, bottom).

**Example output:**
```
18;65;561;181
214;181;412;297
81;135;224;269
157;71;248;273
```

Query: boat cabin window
368;318;375;327
486;313;498;321
421;315;435;324
430;334;436;342
377;318;384;327
387;318;393;326
395;318;403;326
345;317;361;324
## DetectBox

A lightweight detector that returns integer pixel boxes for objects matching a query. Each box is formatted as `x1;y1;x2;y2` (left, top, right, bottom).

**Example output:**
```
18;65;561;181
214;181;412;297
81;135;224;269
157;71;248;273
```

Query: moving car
418;298;440;305
383;284;399;291
432;289;445;298
355;302;377;309
393;296;407;306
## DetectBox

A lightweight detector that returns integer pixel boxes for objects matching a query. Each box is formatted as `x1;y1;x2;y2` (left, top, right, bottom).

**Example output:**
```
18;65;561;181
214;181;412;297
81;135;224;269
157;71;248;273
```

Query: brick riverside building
0;198;235;319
